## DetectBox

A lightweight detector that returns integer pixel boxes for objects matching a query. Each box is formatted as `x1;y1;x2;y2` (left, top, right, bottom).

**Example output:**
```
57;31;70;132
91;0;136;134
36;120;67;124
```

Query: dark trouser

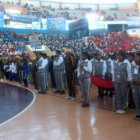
1;70;5;79
23;73;28;87
66;72;76;97
104;88;114;95
18;70;22;84
132;85;140;116
128;85;135;108
98;87;104;96
32;71;39;90
5;72;9;80
96;75;104;97
10;72;18;81
51;70;56;87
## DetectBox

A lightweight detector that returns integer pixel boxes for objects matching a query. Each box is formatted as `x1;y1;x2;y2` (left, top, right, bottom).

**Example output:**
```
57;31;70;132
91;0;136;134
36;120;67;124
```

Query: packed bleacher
0;30;140;57
89;31;140;53
0;1;139;20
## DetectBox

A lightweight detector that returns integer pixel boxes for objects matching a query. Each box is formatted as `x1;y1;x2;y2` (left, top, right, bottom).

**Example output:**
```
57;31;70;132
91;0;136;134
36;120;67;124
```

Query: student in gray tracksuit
90;54;97;76
37;53;47;94
105;53;114;96
43;54;49;90
113;51;132;114
95;53;106;97
128;52;136;108
77;52;92;107
131;52;140;120
53;50;65;94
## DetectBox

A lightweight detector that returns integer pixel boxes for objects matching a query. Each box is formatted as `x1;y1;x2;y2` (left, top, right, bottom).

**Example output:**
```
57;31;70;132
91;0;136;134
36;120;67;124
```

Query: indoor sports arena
0;0;140;139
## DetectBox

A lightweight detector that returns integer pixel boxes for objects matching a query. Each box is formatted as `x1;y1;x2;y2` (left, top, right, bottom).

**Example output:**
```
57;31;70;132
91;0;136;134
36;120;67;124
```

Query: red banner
91;75;114;88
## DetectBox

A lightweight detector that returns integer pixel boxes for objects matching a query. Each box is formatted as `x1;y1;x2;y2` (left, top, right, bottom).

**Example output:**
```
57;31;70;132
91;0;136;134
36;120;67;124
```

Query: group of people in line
0;49;140;121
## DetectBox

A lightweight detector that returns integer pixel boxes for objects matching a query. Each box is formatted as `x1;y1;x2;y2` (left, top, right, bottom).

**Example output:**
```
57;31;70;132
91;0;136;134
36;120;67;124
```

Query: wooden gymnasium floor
0;80;140;140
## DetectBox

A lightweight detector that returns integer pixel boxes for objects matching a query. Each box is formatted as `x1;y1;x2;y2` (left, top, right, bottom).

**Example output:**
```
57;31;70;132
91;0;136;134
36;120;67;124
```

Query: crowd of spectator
0;30;140;57
89;31;140;53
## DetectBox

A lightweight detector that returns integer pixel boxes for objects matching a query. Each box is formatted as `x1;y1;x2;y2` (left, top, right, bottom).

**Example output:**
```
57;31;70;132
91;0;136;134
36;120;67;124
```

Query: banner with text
47;17;66;30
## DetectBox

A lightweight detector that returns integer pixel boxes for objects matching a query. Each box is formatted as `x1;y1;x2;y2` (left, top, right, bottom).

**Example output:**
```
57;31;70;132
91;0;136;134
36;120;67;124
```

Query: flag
91;75;114;89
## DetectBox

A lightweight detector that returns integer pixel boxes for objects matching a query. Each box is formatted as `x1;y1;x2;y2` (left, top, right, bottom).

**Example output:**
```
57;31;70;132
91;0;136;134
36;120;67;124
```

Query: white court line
0;81;36;127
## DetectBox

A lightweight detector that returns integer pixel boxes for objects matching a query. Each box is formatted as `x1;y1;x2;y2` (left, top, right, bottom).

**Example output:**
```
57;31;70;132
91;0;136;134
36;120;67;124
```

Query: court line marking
0;82;36;127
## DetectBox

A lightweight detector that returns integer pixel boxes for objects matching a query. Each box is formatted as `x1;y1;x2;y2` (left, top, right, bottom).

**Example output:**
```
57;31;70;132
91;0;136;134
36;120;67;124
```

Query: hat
65;49;71;53
15;56;20;59
32;57;36;60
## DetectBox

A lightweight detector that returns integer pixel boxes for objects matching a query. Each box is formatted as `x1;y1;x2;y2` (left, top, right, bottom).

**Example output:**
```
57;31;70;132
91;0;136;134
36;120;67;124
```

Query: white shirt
90;58;97;64
133;65;139;74
38;57;46;70
53;55;64;66
11;63;17;73
7;63;12;72
98;59;107;76
112;59;132;82
44;58;48;66
106;58;113;74
131;60;136;67
77;59;92;77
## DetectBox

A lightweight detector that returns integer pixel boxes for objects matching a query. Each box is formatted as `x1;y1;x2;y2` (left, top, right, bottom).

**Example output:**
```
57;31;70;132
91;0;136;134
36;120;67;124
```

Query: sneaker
120;110;126;114
116;109;121;114
133;115;140;120
34;89;38;92
65;95;71;100
71;97;76;101
17;84;22;86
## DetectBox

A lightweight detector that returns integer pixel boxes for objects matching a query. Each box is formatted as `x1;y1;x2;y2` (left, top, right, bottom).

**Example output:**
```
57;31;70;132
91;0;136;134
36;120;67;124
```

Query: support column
59;3;62;9
19;0;22;6
78;4;81;9
117;4;119;11
97;4;100;11
137;0;140;10
40;1;42;8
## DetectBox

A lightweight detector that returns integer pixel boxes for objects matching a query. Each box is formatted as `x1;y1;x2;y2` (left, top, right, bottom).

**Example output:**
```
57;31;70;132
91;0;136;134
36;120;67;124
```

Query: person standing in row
90;53;97;76
53;50;65;94
113;51;132;114
43;54;49;90
77;52;92;107
22;59;29;87
16;56;22;86
37;53;47;94
105;53;114;96
131;52;140;120
95;53;107;97
65;49;76;101
31;57;39;92
128;52;136;109
48;56;56;88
